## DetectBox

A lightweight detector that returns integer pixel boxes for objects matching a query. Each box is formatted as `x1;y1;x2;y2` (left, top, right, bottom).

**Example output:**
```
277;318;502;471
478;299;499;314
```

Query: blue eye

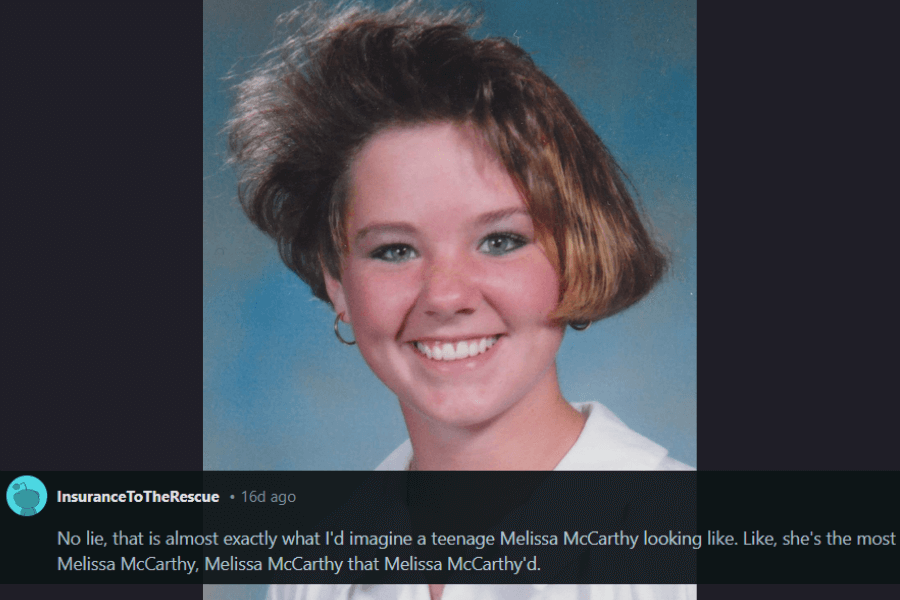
479;233;527;256
371;244;418;262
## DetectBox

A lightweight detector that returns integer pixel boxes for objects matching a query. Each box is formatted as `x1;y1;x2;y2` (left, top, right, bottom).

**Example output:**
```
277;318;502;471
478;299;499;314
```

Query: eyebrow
473;207;530;227
354;222;418;245
354;208;531;245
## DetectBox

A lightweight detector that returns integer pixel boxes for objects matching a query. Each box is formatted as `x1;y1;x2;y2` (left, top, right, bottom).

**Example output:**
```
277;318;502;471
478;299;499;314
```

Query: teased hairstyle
228;0;666;324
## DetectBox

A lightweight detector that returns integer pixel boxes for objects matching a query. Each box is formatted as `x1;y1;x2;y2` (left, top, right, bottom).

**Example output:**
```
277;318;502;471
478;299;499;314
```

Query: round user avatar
7;475;48;516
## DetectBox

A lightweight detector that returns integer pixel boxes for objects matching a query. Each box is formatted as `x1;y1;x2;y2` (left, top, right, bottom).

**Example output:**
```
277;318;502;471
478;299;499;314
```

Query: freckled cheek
343;271;419;340
535;270;563;317
488;257;561;320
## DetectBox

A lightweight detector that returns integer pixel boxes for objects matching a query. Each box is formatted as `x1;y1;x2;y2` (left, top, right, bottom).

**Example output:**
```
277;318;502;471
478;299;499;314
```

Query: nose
419;257;479;320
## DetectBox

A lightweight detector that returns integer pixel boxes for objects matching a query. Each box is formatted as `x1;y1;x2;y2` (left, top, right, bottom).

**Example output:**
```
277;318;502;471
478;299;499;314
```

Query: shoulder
656;455;694;471
555;402;695;471
374;439;413;471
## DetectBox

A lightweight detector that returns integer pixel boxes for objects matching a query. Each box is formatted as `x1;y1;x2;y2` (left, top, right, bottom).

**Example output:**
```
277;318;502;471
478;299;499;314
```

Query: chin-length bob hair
227;0;666;325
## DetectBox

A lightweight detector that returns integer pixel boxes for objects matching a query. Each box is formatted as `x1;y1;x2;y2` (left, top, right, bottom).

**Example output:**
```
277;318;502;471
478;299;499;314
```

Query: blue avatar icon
14;483;39;515
7;476;48;516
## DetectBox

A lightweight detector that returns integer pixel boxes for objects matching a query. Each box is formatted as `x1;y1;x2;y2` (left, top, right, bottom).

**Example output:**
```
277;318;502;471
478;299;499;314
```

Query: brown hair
227;0;666;325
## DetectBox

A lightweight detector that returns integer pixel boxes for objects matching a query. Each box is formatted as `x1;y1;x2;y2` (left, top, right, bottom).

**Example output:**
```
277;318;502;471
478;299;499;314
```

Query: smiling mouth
413;336;500;361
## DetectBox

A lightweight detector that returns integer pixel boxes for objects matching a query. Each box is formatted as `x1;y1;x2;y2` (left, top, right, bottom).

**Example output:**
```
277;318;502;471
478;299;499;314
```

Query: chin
399;389;515;430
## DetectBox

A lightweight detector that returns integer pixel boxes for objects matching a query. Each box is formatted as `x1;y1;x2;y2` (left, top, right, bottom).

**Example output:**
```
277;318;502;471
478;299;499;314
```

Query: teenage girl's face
325;122;564;429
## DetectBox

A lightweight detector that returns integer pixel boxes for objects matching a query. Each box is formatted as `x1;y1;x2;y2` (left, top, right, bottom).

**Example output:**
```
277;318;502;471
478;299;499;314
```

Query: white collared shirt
375;402;694;471
269;402;695;600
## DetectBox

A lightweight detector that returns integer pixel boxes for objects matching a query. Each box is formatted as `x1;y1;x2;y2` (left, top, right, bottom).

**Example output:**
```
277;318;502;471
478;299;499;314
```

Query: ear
323;268;349;320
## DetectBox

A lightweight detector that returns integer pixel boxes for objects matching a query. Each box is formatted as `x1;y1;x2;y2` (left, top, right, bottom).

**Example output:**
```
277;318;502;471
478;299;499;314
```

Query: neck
401;364;586;471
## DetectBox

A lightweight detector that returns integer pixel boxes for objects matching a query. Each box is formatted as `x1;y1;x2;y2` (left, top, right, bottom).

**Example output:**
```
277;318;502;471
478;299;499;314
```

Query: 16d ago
242;491;296;505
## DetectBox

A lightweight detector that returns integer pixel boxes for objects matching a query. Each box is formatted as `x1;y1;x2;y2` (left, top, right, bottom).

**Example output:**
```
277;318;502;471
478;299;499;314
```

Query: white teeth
414;336;500;362
442;343;455;360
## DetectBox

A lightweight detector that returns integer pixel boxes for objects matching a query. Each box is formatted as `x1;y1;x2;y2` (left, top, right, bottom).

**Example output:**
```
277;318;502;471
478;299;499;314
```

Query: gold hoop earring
570;320;592;331
334;313;356;345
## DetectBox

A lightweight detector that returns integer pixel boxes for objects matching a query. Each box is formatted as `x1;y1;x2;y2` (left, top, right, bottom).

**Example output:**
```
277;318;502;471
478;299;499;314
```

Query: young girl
225;1;695;598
